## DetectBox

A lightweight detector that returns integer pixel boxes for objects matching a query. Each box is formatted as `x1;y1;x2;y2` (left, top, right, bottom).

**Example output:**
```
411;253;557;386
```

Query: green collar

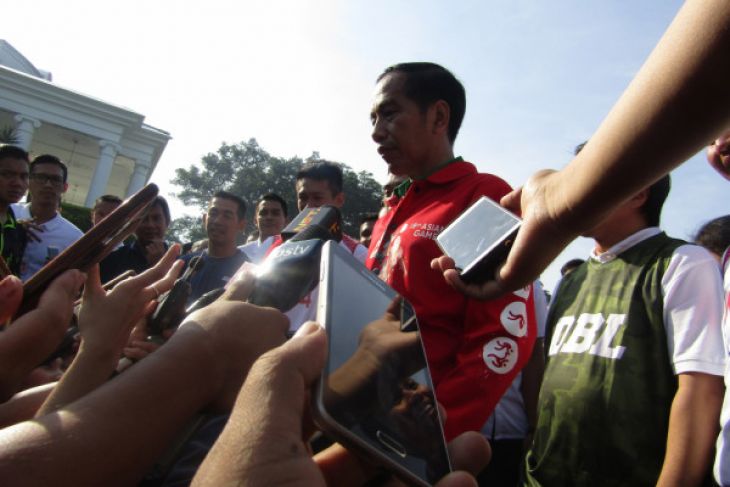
394;156;463;197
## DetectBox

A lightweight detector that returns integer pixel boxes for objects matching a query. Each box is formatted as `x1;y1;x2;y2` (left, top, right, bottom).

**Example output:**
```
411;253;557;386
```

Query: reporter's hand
18;219;44;243
0;270;85;401
192;322;490;487
432;169;577;300
77;244;183;360
122;327;174;362
176;269;290;412
708;132;730;180
0;275;23;323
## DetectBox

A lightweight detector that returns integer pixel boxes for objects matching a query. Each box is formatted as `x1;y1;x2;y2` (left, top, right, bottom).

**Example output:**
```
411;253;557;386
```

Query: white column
13;114;41;151
84;140;120;207
125;159;151;197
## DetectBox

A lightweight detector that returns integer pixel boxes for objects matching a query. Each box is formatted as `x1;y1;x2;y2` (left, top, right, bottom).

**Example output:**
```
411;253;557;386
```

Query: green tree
0;126;19;145
166;215;206;244
169;139;383;241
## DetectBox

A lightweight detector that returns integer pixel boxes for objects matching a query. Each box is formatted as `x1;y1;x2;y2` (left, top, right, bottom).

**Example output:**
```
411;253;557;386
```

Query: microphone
281;205;342;242
146;255;204;342
248;206;342;311
116;256;205;373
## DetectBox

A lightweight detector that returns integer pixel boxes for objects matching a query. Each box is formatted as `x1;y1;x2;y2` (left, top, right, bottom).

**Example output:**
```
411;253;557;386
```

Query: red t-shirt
366;160;536;440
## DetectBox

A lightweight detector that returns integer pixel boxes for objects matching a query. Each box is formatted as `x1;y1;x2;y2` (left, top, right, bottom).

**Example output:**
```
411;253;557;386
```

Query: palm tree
0;126;19;145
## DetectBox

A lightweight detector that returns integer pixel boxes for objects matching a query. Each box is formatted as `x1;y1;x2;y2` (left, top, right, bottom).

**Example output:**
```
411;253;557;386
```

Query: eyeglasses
30;173;64;186
0;170;29;181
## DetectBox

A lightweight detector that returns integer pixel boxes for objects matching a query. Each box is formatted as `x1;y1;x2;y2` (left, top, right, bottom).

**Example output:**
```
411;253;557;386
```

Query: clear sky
5;0;728;290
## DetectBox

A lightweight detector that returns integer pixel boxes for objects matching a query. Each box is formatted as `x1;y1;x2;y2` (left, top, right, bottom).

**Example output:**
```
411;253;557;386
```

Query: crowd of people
0;0;728;485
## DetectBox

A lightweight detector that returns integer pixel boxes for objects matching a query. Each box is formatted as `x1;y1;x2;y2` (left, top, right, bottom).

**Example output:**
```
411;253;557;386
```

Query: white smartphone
436;196;521;284
312;241;451;486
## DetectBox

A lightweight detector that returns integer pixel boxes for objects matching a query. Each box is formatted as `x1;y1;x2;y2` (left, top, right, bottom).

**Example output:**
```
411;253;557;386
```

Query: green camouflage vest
525;232;688;487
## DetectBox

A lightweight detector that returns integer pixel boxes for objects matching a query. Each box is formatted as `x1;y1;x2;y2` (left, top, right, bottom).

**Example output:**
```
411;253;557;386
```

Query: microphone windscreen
282;205;342;242
289;224;333;242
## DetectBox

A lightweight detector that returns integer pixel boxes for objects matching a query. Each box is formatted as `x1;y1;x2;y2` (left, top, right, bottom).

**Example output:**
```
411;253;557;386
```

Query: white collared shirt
588;226;724;376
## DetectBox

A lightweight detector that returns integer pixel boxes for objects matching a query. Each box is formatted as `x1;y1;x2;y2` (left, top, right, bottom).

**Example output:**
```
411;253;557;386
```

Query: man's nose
371;119;386;144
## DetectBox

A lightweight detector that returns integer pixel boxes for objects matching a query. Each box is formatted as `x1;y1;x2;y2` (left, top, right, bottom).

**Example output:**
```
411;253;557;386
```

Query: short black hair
296;161;343;196
213;190;247;220
94;194;123;208
560;258;585;276
260;192;288;218
640;174;671;227
694;215;730;256
150;195;171;225
30;154;68;182
0;145;30;163
377;62;466;144
360;212;379;225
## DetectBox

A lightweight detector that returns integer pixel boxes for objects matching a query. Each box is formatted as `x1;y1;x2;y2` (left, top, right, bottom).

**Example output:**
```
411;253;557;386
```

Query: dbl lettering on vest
549;313;627;359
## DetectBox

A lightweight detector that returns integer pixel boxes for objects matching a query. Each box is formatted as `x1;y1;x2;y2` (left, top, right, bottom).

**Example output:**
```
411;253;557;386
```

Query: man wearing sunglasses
12;154;82;281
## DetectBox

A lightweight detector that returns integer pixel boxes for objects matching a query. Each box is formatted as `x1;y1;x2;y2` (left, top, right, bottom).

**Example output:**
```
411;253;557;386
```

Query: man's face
92;200;121;226
204;197;245;246
370;72;432;177
0;157;29;206
256;199;286;239
135;203;168;244
29;162;66;207
296;178;344;212
359;220;375;248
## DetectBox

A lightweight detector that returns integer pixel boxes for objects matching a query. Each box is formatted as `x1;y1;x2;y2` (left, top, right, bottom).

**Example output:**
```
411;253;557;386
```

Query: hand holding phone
191;320;491;487
312;241;451;486
17;184;159;318
436;196;521;285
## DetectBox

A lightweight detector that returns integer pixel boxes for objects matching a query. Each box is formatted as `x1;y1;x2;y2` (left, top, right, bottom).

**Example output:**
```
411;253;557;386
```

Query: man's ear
430;100;450;138
237;218;247;232
629;188;649;209
62;182;68;193
202;213;208;227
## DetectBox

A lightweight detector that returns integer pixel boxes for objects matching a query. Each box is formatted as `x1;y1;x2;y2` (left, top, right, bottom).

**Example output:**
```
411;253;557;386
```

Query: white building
0;40;170;207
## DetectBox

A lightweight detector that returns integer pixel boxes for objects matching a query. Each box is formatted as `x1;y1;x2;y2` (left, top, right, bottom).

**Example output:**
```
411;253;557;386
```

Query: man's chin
385;160;409;177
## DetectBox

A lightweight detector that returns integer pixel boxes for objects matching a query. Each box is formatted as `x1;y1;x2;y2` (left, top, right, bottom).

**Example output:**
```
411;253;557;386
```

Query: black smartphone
312;241;451;486
436;196;521;284
18;184;159;317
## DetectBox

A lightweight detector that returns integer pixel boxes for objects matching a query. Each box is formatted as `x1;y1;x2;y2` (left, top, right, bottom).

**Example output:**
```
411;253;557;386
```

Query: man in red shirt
367;62;536;440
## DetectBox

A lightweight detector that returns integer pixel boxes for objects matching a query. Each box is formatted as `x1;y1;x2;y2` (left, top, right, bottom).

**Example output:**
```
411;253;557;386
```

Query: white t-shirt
285;235;367;333
481;280;548;440
587;227;725;376
239;236;276;264
12;203;83;281
714;247;730;485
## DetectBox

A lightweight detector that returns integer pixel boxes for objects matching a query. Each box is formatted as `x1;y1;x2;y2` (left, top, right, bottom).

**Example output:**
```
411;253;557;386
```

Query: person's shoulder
181;251;205;265
669;241;719;267
239;240;257;251
57;213;83;237
472;171;513;194
457;161;513;198
10;203;30;220
106;240;138;258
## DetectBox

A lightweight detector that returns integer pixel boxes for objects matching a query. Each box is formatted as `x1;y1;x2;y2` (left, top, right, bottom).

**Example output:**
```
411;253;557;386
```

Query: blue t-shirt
181;250;249;304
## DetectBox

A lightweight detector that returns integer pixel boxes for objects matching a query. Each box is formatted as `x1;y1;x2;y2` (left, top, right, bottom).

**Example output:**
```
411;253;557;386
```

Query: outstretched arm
0;271;84;401
433;0;730;299
36;245;183;416
0;275;289;486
